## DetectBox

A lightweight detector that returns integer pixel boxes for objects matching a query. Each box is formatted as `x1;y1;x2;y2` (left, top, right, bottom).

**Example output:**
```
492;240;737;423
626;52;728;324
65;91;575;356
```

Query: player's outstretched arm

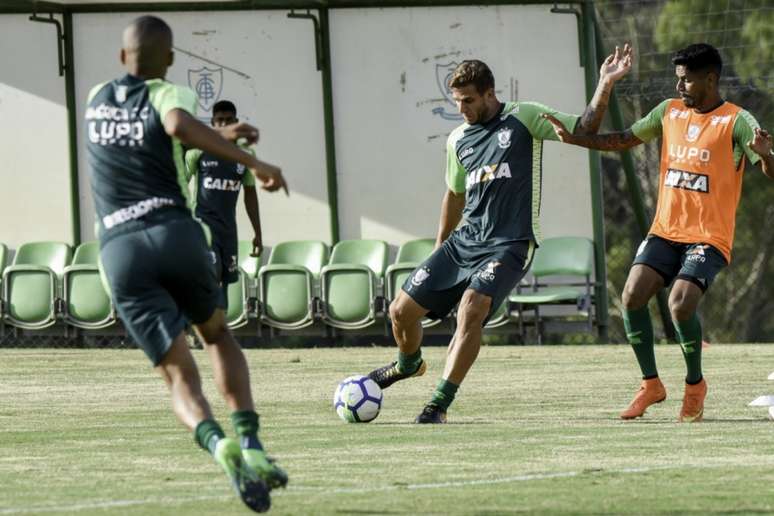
748;127;774;180
542;113;644;151
435;190;465;249
575;43;633;135
163;109;289;195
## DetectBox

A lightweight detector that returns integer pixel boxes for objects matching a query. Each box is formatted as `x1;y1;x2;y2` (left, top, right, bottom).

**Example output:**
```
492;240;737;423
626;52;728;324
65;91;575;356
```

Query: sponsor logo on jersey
685;124;702;142
711;114;733;126
102;197;176;229
228;255;238;273
465;163;512;190
201;160;219;167
497;128;513;149
664;168;709;193
459;147;475;160
668;144;711;163
669;108;691;120
86;103;150;147
203;177;242;192
410;267;430;288
476;260;501;282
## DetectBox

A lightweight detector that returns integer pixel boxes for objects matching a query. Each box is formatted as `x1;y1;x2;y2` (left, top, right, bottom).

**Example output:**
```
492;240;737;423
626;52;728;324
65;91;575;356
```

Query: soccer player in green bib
185;100;264;310
368;49;633;423
85;16;288;512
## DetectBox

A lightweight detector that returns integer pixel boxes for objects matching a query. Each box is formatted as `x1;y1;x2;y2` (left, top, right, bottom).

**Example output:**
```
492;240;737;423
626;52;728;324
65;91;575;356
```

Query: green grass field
2;344;774;515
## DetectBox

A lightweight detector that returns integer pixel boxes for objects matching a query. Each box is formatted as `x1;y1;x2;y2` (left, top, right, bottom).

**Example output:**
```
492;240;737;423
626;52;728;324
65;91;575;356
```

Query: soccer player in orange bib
542;43;773;422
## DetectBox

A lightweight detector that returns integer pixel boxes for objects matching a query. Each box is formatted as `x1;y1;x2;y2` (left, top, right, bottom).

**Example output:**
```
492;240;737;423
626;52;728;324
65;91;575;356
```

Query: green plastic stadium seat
259;241;328;330
225;241;269;329
63;241;115;330
384;238;443;328
508;237;595;343
321;240;388;330
2;241;72;329
484;300;511;329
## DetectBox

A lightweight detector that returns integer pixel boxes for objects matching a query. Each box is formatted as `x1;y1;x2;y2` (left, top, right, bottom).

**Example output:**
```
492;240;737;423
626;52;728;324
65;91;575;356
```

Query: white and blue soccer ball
333;375;383;423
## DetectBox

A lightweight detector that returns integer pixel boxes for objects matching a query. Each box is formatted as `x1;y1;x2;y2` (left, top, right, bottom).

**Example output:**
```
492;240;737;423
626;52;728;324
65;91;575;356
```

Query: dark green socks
674;313;703;384
194;419;225;455
397;349;422;375
623;306;658;379
231;410;263;450
429;378;459;411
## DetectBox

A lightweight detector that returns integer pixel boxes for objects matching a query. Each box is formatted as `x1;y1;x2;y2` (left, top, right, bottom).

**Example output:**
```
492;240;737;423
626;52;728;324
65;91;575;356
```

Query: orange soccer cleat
679;378;707;423
620;377;667;420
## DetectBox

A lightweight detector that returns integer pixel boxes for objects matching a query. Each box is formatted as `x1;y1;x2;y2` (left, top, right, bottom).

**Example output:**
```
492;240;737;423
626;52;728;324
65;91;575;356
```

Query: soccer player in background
85;16;288;512
543;43;774;422
367;46;634;423
185;100;264;311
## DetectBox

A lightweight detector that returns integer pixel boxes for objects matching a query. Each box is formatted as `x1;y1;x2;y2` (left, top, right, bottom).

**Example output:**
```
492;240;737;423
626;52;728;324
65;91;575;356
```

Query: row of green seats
1;237;595;340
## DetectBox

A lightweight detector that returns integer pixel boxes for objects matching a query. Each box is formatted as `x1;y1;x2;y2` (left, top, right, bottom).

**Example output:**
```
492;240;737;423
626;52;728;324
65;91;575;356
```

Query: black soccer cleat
367;359;426;390
414;404;447;424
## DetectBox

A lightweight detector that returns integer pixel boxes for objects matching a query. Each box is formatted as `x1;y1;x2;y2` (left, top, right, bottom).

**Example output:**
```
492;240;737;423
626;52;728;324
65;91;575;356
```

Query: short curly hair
448;60;495;94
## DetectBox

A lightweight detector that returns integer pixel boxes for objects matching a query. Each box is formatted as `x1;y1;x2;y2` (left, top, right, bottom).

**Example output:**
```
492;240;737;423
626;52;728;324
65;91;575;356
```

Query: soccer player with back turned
85;16;289;512
367;46;634;423
544;43;774;422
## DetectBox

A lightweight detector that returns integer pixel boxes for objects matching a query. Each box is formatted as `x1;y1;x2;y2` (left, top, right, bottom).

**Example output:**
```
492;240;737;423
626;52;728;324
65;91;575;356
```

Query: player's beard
681;94;696;107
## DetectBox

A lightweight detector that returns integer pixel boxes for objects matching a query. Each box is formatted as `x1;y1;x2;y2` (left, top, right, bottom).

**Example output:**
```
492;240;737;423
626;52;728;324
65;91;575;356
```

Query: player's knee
668;296;693;321
621;283;646;310
457;292;490;326
389;298;418;327
195;309;229;345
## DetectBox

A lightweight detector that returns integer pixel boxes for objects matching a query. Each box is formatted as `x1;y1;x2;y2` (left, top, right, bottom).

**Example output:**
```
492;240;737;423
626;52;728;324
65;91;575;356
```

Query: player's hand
251;235;263;258
748;127;773;157
219;122;260;144
541;113;572;143
251;162;289;196
599;43;633;84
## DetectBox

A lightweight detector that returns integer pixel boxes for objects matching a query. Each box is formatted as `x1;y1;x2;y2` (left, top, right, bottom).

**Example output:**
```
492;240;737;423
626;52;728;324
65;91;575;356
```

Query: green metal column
64;10;81;246
580;2;609;342
319;8;340;244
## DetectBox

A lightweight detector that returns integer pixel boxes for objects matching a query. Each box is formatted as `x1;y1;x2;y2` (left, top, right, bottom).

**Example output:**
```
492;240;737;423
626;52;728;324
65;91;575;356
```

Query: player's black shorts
100;211;220;366
632;235;727;292
210;231;239;285
401;238;534;324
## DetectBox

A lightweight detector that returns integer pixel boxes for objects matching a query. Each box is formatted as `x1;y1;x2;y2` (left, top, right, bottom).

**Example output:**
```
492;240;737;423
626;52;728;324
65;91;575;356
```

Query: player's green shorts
100;210;220;365
402;237;534;324
632;235;727;291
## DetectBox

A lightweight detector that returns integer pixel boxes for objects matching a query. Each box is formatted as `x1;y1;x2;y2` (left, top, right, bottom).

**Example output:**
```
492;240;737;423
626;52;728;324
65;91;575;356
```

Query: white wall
2;6;595;255
0;16;73;251
330;6;593;245
72;11;331;246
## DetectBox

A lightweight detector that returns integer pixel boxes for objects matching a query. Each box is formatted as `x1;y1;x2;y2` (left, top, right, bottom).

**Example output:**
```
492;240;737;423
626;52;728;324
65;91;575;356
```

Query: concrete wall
1;5;593;255
0;15;73;251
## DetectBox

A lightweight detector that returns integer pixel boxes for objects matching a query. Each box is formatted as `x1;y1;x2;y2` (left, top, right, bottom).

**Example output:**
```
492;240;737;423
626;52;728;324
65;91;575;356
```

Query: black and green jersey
184;147;255;237
446;101;579;249
85;74;196;241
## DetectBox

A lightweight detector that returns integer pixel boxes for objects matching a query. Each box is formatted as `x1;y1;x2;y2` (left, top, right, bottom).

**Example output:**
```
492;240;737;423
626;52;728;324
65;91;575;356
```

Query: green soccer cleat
367;359;427;389
242;448;289;490
214;437;271;513
414;404;447;424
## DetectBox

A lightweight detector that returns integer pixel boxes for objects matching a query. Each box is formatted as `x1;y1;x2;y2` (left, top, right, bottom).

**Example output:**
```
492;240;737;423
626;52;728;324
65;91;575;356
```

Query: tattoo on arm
571;128;643;151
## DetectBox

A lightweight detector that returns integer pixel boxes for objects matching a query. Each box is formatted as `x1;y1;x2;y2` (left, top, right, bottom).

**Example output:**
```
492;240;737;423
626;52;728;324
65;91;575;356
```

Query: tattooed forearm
574;81;613;135
566;128;643;151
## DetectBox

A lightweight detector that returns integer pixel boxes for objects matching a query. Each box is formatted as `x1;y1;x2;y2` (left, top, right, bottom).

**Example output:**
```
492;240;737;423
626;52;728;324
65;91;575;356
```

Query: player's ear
168;51;174;67
120;48;126;65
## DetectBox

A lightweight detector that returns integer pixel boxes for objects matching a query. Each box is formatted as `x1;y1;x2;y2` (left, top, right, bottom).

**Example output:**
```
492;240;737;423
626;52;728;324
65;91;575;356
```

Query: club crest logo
411;267;431;287
115;85;128;103
188;66;223;113
497;128;513;149
236;163;246;175
685;124;702;143
431;62;464;121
